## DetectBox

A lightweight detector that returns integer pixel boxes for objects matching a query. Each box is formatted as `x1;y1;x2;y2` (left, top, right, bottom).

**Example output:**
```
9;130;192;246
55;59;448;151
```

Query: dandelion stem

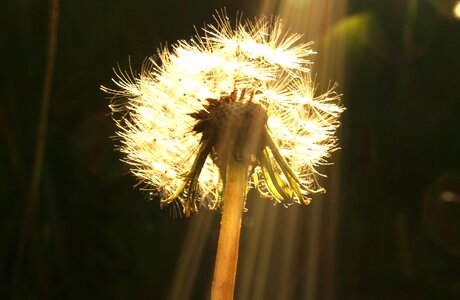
211;158;248;300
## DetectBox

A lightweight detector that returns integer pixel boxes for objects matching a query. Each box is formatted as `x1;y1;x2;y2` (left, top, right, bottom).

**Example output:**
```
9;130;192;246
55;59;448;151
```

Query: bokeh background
2;0;460;299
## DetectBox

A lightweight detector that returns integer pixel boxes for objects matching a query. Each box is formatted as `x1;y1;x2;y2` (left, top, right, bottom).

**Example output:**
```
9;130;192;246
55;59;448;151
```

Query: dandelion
104;12;343;217
103;11;344;299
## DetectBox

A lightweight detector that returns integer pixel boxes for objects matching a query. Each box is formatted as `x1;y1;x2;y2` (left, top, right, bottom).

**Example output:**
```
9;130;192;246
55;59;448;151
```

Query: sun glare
454;1;460;19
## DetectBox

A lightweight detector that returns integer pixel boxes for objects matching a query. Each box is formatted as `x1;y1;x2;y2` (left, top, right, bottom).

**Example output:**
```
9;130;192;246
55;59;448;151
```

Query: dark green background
2;0;460;299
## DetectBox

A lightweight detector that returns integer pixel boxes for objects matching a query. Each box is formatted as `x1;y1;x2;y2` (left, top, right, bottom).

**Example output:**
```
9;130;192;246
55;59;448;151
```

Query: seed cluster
104;11;344;215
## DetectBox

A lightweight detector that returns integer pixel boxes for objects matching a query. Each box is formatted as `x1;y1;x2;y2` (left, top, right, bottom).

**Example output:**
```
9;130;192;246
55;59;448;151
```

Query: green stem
211;158;248;300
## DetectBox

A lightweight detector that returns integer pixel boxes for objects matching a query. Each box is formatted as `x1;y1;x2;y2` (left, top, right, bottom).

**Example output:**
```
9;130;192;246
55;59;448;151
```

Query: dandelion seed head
103;11;344;215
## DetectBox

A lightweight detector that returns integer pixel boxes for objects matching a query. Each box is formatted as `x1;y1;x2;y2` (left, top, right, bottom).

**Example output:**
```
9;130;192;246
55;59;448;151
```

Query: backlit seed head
103;10;344;216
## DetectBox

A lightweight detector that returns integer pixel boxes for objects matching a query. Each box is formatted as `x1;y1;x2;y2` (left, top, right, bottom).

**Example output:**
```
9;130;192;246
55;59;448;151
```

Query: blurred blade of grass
11;0;60;297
